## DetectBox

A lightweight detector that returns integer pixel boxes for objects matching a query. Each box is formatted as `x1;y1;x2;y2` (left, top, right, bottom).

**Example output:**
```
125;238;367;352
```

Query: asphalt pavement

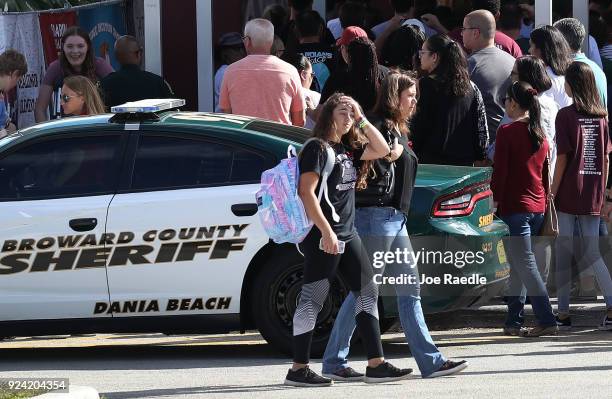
0;324;610;399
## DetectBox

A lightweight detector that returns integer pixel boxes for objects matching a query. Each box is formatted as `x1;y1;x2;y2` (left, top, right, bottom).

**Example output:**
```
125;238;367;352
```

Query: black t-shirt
295;42;338;93
355;118;419;214
281;21;336;62
100;64;174;108
299;140;365;240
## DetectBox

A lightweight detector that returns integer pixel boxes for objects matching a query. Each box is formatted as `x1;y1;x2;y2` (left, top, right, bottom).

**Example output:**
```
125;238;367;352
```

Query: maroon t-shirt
42;57;114;87
491;121;548;215
448;29;523;59
555;106;611;215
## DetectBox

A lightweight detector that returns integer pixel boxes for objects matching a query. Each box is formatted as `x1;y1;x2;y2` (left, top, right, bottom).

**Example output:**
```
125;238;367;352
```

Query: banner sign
0;14;46;129
78;3;126;70
39;11;78;67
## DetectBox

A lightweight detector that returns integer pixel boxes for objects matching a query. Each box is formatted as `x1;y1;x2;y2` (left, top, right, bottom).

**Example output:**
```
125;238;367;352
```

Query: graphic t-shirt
296;42;337;92
555;105;611;215
356;118;418;214
299;140;365;240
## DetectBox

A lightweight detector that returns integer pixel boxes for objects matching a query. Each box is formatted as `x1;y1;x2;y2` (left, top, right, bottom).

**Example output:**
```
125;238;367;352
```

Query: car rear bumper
381;218;510;316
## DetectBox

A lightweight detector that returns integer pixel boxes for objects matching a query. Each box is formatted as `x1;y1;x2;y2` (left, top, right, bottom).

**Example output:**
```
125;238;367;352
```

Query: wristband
357;117;368;129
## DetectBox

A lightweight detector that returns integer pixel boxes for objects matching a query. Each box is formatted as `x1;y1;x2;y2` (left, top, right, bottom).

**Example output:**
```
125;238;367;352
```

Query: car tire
250;248;350;358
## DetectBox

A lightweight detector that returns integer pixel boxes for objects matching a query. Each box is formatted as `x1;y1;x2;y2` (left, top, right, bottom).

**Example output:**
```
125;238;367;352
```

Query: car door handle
231;203;258;217
69;218;98;232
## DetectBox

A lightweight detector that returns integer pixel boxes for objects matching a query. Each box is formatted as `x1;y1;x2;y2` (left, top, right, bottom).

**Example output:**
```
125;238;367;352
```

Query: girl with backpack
284;93;412;387
321;71;468;380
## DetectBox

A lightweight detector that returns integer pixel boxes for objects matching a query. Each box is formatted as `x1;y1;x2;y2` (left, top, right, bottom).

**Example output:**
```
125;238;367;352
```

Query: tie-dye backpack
256;138;337;244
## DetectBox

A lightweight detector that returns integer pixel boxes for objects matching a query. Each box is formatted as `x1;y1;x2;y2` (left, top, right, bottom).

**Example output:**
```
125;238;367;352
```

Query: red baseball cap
336;26;368;46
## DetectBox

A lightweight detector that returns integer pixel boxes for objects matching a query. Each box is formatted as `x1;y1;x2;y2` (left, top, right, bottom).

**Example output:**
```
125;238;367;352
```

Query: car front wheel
250;248;349;357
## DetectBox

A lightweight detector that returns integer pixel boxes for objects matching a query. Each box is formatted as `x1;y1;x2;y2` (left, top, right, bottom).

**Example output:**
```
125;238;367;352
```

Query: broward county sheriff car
0;99;509;355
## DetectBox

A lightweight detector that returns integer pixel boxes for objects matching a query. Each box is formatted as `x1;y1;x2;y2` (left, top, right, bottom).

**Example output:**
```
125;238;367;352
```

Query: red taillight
432;181;492;217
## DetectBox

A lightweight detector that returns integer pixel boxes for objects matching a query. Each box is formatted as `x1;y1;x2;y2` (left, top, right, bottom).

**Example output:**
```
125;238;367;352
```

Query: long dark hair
346;37;380;112
507;81;546;152
312;93;365;148
59;26;97;82
372;71;417;136
311;93;369;188
565;61;608;117
515;56;552;93
425;34;471;97
381;25;425;71
529;25;572;76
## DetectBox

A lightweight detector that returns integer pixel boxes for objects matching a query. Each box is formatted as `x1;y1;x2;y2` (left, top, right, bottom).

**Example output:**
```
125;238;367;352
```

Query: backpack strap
301;138;340;223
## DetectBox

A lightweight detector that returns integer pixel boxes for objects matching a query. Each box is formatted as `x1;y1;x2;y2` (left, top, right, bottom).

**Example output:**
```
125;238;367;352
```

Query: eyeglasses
460;27;480;32
418;50;433;58
241;35;250;41
60;94;77;103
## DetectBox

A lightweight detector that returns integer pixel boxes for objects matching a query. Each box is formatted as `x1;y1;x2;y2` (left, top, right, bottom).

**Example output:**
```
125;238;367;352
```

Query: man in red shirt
422;0;523;58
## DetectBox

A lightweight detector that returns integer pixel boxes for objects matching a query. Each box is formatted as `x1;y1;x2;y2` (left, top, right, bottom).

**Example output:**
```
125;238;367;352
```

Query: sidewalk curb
423;300;607;330
32;386;99;399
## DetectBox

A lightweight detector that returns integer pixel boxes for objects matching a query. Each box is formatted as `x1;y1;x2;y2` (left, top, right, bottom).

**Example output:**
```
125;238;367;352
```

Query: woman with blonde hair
60;75;105;116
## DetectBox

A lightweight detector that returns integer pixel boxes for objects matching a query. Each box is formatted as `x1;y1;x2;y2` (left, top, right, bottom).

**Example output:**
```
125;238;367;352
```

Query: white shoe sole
322;373;364;382
557;325;572;331
599;324;612;331
426;362;469;378
283;379;333;387
363;373;413;384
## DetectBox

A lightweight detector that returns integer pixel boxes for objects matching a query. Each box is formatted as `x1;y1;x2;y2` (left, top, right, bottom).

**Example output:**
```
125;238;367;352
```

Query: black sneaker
284;367;333;387
364;362;412;383
556;314;572;330
426;360;469;378
322;367;364;382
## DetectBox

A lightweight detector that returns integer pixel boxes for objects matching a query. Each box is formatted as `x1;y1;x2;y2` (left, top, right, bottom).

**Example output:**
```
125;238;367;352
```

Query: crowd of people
215;0;612;387
1;0;612;389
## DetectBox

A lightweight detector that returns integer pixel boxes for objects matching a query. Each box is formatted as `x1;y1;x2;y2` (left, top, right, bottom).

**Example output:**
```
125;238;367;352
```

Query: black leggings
293;230;383;364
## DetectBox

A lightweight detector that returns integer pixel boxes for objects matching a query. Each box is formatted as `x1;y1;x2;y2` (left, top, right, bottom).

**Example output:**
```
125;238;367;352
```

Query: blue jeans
501;213;556;327
556;212;612;313
322;207;446;377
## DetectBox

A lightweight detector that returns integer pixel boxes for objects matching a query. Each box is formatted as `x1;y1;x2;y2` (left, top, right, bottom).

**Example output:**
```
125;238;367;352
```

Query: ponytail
526;94;544;153
508;81;545;152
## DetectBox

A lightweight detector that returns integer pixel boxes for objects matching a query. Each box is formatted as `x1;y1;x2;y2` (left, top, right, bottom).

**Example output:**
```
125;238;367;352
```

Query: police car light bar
111;99;186;113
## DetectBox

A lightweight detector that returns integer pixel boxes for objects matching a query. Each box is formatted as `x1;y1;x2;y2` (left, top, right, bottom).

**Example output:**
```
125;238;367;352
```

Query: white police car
0;100;509;355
